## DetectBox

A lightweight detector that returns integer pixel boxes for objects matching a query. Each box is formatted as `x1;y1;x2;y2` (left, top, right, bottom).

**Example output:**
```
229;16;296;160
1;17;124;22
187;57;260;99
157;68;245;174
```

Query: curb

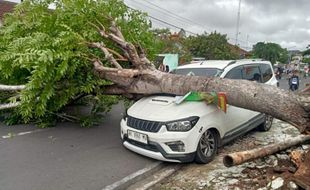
127;164;182;190
102;162;164;190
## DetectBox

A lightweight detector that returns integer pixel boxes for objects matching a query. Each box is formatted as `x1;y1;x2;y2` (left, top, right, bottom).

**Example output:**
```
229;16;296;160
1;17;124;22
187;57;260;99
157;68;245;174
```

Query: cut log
223;135;310;167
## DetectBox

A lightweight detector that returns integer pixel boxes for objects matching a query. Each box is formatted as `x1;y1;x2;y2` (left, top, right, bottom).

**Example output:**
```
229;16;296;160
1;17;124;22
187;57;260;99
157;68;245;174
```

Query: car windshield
172;68;222;77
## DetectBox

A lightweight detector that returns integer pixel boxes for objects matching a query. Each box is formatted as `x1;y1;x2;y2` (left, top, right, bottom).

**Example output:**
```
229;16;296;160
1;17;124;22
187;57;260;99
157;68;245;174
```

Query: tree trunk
222;135;310;167
98;69;310;133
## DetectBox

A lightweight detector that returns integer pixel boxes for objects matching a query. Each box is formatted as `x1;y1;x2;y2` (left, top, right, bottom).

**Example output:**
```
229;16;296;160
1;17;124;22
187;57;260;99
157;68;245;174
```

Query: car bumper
120;119;198;163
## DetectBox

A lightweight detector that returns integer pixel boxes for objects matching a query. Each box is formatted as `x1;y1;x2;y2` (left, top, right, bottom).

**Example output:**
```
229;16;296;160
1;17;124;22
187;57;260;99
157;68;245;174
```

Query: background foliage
184;32;239;60
252;42;288;64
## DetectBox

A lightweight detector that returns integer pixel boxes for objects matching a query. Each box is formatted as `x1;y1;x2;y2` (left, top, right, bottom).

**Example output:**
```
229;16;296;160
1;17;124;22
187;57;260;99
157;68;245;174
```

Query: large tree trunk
98;69;310;133
84;20;310;133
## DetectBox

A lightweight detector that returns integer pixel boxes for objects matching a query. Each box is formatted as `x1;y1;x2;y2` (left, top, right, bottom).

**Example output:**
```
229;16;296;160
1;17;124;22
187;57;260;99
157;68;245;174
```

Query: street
0;104;157;190
0;77;309;190
278;74;309;90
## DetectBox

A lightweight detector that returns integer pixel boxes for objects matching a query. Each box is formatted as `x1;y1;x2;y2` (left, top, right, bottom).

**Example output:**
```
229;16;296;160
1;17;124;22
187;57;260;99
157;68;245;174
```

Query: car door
240;64;262;119
220;65;250;135
221;64;262;137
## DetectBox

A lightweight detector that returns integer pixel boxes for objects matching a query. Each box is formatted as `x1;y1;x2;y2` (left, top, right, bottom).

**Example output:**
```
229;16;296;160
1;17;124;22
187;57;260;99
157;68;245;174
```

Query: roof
0;0;16;21
177;59;271;70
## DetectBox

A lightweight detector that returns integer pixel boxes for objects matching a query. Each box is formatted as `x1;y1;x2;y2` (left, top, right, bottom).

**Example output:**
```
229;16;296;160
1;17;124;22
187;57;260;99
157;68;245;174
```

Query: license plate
127;130;148;144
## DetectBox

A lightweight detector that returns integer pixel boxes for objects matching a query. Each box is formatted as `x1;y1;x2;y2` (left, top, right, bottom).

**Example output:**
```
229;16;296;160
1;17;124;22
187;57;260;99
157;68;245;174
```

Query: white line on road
102;162;162;190
2;129;47;139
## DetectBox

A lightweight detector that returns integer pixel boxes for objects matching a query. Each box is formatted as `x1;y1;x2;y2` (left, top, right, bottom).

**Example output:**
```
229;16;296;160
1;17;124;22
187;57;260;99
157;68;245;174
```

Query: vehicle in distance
120;60;277;163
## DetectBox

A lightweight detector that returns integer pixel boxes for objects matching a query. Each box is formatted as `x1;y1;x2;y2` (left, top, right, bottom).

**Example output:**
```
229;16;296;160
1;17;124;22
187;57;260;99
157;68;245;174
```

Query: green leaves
0;0;160;127
252;42;288;64
184;32;239;60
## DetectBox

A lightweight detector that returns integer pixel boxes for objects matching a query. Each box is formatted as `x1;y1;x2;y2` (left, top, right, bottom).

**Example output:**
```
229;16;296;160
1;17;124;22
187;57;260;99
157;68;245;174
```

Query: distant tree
303;58;310;65
184;32;239;60
302;48;310;56
252;42;288;64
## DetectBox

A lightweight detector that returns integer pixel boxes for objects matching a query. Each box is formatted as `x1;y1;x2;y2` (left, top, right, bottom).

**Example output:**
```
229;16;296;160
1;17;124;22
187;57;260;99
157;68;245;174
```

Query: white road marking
102;162;162;190
2;129;47;139
136;168;177;190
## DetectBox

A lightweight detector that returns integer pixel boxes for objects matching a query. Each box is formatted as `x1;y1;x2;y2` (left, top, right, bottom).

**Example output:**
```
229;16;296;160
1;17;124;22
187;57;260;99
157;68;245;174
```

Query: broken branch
0;102;21;110
90;42;122;69
0;84;25;91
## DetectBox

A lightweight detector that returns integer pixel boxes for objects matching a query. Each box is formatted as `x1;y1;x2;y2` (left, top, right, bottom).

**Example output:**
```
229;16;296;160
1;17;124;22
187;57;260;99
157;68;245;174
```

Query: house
228;44;251;58
0;0;17;26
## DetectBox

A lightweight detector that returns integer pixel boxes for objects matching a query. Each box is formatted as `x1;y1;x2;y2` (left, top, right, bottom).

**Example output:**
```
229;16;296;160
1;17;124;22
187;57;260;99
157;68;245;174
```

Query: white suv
120;60;278;163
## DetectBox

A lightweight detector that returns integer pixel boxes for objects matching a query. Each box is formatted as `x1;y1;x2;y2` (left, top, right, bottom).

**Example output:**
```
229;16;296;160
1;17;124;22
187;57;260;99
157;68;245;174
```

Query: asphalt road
0;104;156;190
278;74;310;90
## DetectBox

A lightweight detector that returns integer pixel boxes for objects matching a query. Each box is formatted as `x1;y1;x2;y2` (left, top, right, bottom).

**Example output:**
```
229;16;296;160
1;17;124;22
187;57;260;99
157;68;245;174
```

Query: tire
195;129;218;164
258;114;273;131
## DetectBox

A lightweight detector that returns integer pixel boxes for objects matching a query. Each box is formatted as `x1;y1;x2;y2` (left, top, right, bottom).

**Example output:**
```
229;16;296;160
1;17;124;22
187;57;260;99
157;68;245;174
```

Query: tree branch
92;60;143;78
0;102;21;110
0;84;25;91
90;42;122;69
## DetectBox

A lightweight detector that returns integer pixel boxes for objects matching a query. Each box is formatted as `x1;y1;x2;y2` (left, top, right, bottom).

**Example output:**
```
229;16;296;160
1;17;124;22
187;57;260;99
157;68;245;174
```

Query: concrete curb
127;164;182;190
102;162;164;190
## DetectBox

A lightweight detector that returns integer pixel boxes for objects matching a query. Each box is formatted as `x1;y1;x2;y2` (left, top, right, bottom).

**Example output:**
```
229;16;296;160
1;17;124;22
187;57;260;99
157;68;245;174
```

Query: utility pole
235;0;241;46
246;34;249;50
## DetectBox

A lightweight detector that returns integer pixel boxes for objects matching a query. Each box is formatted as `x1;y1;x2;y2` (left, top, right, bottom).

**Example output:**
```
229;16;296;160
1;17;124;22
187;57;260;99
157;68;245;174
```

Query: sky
5;0;310;51
124;0;310;51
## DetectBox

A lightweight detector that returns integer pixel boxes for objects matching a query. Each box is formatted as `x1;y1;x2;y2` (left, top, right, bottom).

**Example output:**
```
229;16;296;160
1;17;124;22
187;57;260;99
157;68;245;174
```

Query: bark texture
222;135;310;167
88;20;310;133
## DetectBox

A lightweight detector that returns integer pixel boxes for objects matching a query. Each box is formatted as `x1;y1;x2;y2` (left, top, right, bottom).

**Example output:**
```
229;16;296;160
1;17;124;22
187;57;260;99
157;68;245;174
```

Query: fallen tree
222;135;310;167
0;0;309;132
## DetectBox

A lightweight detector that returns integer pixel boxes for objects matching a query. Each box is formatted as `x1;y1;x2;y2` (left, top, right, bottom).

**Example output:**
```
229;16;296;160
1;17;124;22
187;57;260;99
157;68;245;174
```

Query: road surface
0;104;157;190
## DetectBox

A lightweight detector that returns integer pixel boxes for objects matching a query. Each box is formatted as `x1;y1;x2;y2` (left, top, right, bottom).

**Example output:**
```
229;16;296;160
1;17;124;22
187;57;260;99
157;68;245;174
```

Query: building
0;0;17;26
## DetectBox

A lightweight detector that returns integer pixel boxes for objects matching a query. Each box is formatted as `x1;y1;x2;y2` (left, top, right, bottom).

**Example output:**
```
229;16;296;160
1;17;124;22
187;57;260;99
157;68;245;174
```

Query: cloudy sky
6;0;310;51
124;0;310;51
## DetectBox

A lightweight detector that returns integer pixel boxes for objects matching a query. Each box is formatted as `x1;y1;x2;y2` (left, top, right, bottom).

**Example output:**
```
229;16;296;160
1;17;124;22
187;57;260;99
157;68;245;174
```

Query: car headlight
165;116;199;131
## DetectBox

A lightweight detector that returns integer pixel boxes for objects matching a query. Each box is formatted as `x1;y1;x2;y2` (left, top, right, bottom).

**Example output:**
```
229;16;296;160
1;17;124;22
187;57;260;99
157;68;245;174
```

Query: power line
128;0;196;28
140;0;208;31
147;15;197;35
128;0;253;45
126;4;198;35
126;1;254;47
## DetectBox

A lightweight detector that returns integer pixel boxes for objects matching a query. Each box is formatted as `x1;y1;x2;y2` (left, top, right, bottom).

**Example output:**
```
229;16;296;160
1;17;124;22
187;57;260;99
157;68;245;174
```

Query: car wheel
258;114;273;131
195;129;218;164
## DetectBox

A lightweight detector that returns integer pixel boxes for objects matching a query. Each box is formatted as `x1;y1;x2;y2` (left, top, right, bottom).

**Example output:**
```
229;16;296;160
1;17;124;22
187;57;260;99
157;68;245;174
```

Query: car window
174;68;222;77
259;63;273;83
242;65;262;82
225;66;243;79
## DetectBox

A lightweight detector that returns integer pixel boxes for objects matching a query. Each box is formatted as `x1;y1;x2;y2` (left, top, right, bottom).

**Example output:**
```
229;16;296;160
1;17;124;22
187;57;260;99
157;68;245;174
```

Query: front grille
126;138;159;152
127;116;163;133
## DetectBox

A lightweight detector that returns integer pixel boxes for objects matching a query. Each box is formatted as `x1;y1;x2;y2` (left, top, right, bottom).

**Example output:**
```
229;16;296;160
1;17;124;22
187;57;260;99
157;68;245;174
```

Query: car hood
127;95;217;122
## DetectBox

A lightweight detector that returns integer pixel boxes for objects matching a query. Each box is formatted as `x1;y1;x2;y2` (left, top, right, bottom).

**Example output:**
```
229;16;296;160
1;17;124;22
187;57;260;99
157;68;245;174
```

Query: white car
120;60;278;163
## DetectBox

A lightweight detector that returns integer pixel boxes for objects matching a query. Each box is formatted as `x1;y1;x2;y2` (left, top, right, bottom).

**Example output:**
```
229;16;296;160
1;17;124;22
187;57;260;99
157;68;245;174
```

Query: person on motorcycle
288;70;299;91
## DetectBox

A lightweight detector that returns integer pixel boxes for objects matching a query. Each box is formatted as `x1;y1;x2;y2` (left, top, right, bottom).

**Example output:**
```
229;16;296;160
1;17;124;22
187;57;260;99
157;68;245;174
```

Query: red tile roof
0;0;17;20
